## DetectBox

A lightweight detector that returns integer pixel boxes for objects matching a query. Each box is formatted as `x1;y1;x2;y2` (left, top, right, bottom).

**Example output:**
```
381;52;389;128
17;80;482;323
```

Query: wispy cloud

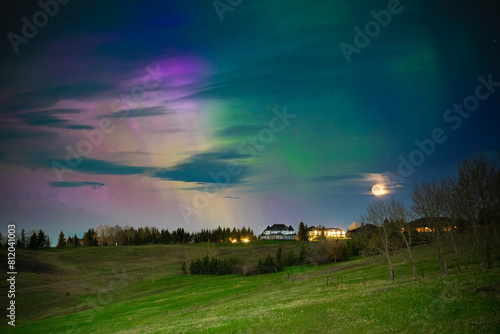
102;106;171;119
49;181;105;189
15;108;94;130
152;151;250;184
52;159;153;176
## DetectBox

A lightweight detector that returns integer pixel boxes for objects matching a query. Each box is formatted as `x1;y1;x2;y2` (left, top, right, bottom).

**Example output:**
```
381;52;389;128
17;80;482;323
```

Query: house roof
263;224;294;232
408;217;452;227
307;226;344;232
348;224;378;233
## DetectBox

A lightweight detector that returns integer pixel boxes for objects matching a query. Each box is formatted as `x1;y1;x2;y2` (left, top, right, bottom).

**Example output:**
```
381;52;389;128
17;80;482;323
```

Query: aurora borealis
0;0;499;240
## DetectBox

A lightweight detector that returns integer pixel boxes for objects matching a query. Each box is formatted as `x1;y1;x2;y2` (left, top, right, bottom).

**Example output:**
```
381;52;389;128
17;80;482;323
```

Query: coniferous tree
57;231;66;247
298;243;307;264
29;232;37;249
181;261;187;275
20;229;26;249
276;246;283;271
285;249;296;266
73;234;80;247
36;230;46;249
264;254;277;273
91;228;98;246
298;222;309;241
83;229;92;246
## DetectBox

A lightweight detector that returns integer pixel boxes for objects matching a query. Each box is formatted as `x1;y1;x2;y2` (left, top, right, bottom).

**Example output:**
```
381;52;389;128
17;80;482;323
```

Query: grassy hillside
1;242;499;333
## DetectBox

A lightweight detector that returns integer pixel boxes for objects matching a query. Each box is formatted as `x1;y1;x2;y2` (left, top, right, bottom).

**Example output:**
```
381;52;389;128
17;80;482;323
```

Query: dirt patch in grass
17;257;59;274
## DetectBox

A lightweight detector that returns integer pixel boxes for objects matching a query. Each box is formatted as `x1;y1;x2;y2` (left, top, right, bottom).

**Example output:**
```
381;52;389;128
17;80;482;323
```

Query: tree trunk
451;242;461;274
448;230;461;273
486;240;492;269
438;251;448;276
472;222;486;270
386;255;394;281
436;242;448;276
491;223;500;246
407;250;417;279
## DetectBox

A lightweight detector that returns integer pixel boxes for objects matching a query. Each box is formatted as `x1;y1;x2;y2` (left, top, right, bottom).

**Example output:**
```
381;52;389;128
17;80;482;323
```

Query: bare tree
411;179;449;276
452;155;499;270
95;225;110;247
441;175;471;273
359;198;398;281
388;197;417;278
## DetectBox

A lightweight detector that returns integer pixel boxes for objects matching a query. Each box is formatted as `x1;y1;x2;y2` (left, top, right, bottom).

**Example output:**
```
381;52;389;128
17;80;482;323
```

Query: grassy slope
1;243;499;333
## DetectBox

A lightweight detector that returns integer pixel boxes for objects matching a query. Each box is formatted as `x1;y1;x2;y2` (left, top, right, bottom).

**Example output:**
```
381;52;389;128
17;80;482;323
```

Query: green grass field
1;242;499;333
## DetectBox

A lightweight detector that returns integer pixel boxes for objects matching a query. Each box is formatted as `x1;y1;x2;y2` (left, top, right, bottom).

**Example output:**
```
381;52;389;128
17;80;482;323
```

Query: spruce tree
298;222;309;241
276;246;283;271
36;230;46;249
298;243;307;264
29;232;37;249
57;231;66;247
20;229;26;249
73;234;80;247
285;249;296;266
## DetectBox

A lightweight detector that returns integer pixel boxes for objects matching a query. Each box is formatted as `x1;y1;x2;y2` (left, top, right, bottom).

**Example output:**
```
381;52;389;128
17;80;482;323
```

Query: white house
260;224;296;240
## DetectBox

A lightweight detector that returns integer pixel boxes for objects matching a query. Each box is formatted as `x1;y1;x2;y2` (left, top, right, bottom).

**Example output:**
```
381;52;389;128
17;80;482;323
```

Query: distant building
345;224;378;240
307;226;346;241
404;217;456;233
260;224;296;240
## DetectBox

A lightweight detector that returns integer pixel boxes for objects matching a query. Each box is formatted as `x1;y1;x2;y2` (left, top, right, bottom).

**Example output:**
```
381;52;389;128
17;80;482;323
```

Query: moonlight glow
372;184;385;196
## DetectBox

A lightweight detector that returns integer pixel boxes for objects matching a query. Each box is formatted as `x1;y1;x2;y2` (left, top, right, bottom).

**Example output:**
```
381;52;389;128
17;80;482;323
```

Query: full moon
372;184;384;196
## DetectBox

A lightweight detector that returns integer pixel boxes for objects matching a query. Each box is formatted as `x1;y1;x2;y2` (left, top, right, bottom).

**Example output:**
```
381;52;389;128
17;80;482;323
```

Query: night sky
1;0;499;241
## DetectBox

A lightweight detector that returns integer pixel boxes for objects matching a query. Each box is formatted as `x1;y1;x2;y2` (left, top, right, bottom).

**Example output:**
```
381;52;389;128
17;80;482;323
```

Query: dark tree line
256;245;309;274
192;226;254;243
189;256;237;275
27;230;50;249
7;225;256;248
1;228;52;249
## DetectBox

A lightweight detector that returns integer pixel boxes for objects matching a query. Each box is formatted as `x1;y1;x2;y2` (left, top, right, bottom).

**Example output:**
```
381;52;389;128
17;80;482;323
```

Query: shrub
189;256;236;275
